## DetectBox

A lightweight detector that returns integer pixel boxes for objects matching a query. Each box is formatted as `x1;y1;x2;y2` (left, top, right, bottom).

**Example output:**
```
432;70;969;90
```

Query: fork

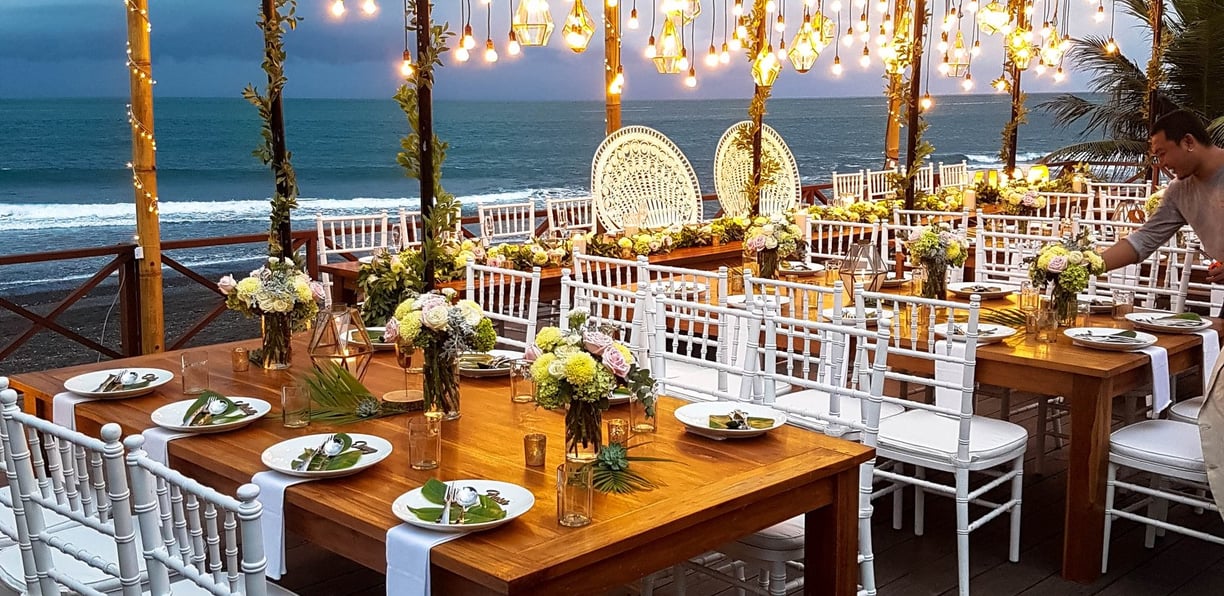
441;482;458;525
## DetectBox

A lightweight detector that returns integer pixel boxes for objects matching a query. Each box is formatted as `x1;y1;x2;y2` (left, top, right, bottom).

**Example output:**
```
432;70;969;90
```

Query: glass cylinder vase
260;312;293;370
556;459;593;528
628;389;657;434
423;345;461;420
919;260;948;300
1051;287;1078;327
565;400;603;462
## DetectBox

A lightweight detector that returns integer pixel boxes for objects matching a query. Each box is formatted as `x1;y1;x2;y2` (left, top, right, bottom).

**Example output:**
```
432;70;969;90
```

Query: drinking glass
1035;307;1060;344
1076;300;1093;327
909;265;926;297
509;359;536;404
557;461;593;528
408;416;441;470
1111;289;1135;320
181;352;209;395
281;385;310;428
1018;282;1041;334
824;260;841;286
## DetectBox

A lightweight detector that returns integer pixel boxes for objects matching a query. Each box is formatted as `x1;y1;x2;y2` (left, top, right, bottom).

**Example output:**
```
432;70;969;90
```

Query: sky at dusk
0;0;1152;100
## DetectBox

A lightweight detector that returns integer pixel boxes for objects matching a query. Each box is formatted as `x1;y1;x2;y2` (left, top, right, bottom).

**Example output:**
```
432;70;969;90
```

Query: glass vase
919;260;948;300
423;345;461;420
385;344;425;404
756;248;780;279
628;390;657;434
1051;286;1078;327
556;459;593;528
565;400;603;462
260;312;293;370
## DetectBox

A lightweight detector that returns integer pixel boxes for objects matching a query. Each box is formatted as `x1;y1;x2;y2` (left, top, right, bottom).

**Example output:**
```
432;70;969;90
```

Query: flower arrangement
383;289;497;418
485;238;567;270
583;231;673;260
906;223;969;299
1027;232;1106;325
915;187;964;212
808;199;899;223
744;214;806;279
219;257;324;368
1003;186;1047;215
709;215;749;243
526;308;655;460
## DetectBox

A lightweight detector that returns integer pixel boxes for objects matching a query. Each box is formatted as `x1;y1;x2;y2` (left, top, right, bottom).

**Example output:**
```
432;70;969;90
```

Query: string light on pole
399;0;415;77
124;0;157;215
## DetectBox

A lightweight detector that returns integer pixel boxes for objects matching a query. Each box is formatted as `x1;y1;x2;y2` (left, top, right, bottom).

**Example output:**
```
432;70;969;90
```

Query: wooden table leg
1062;374;1112;582
807;467;858;596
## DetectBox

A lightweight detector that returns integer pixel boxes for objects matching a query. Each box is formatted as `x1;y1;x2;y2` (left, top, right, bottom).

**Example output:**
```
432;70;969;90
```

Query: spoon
322;435;345;457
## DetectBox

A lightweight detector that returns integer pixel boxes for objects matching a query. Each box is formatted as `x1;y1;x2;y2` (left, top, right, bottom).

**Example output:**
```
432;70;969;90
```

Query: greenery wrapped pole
260;0;296;259
1002;0;1029;174
604;1;622;134
416;0;436;290
751;3;767;196
903;0;927;210
883;1;909;169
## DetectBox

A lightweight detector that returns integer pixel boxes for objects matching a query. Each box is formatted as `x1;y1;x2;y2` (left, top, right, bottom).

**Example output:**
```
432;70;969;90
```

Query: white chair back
977;211;1061;237
637;258;729;309
1087;240;1197;312
713;121;801;218
864;168;898;201
0;389;141;596
648;294;759;402
478;200;536;244
316;212;390;305
397;206;463;249
572;251;640;291
591;125;702;231
938;161;969;188
805;220;880;265
546;196;595;233
888;210;971;268
124;434;269;596
465;260;542;351
559;270;647;360
913;163;935;193
831;170;865;201
1091;194;1149;224
1092;181;1152;198
1036;191;1092;219
973;226;1062;285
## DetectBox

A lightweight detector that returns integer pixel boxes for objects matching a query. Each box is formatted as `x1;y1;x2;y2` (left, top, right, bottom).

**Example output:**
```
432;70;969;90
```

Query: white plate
348;327;394;350
392;479;535;533
1077;294;1115;313
673;402;787;440
821;308;894;326
150;397;271;433
948;282;1020;300
63;368;174;399
880;272;912;288
726;294;792;310
609;389;631;406
457;349;522;378
1124;312;1212;334
780;261;825;276
933;323;1018;345
649;281;709;298
358;255;375;264
1064;327;1158;352
261;433;393;478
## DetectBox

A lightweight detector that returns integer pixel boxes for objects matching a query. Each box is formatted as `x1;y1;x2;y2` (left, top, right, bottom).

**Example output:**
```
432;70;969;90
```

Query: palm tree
1039;0;1224;169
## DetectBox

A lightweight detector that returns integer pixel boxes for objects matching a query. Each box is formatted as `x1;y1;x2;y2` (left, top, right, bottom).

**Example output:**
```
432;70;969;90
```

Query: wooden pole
1004;3;1027;174
903;0;927;210
883;0;909;169
416;0;436;291
751;1;767;202
125;0;164;354
262;0;293;259
1147;0;1164;187
604;1;622;134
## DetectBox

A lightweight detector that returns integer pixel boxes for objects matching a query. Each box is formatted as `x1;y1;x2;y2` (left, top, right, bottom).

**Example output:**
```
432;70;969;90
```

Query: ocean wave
961;151;1047;164
0;187;587;231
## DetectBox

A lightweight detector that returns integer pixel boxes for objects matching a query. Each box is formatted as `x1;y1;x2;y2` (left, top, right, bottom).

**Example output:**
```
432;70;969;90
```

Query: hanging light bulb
613;65;625;90
399;50;415;78
920;92;934;111
736;23;749;40
720;42;731;63
876;0;888;13
330;0;346;17
1034;62;1047;75
966;0;979;12
831;0;843;11
360;0;377;15
507;31;522;56
562;0;597;53
484;38;498;62
705;44;719;67
1040;20;1051;38
859;45;870;67
733;0;744;16
831;54;844;76
776;14;786;33
971;39;981;57
938;55;951;75
645;35;658;59
462;24;477;49
1095;4;1105;22
1054;66;1066;82
685;66;698;88
628;8;640;29
842;27;855;47
992;75;1009;92
728;36;742;51
677;47;690;70
513;0;556;47
962;73;975;91
455;45;471;62
765;0;777;12
1105;37;1118;54
777;39;788;60
938;31;949;53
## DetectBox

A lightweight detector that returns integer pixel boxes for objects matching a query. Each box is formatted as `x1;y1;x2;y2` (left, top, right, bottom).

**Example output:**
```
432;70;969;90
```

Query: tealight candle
524;433;547;467
570;230;587;254
963;189;976;211
606;418;629;444
231;347;250;372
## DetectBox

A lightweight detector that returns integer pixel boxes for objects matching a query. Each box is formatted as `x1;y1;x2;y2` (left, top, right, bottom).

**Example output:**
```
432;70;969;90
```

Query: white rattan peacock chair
713;121;801;218
591;125;703;232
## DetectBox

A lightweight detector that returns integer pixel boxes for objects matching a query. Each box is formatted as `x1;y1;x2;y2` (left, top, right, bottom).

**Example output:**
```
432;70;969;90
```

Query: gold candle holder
606;418;629;444
524;433;547;467
231;347;250;372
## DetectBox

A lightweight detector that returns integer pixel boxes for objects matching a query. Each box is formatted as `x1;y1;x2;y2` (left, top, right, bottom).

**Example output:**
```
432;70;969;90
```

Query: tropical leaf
299;363;414;424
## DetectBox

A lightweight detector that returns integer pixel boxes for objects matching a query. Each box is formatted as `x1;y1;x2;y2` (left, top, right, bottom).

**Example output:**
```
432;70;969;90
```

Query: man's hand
1207;262;1224;283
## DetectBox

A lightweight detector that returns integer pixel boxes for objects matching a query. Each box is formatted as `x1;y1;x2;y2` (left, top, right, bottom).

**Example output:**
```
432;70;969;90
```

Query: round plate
934;323;1018;345
673;402;787;440
349;327;394;351
392;479;535;533
261;433;393;478
880;272;912;288
1124;313;1213;334
458;349;521;378
63;368;174;399
821;308;894;326
150;397;271;433
948;282;1020;300
358;255;375;264
1077;294;1114;313
726;294;792;310
780;261;825;277
649;281;709;299
609;389;631;406
1064;327;1158;352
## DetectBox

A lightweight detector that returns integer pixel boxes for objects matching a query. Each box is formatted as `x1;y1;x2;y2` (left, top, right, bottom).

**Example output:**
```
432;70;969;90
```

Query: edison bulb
966;0;979;12
961;74;974;91
765;0;777;12
507;34;521;56
1095;5;1105;22
645;39;657;59
463;34;477;50
737;24;749;39
728;37;742;51
484;40;498;62
455;46;470;62
330;0;345;17
831;55;844;76
360;0;377;15
720;48;730;64
775;16;786;33
628;9;639;29
399;57;414;78
733;0;744;16
1105;38;1118;54
685;68;697;88
705;46;719;67
1034;62;1047;75
1053;67;1066;82
859;47;871;68
920;92;934;111
677;51;689;71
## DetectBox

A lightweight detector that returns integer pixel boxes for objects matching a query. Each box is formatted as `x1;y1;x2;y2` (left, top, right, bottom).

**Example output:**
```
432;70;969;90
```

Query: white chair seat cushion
878;410;1028;462
733;514;805;552
775;389;904;423
1169;397;1206;424
0;522;149;592
662;361;791;400
1110;419;1205;474
0;486;77;544
168;578;298;595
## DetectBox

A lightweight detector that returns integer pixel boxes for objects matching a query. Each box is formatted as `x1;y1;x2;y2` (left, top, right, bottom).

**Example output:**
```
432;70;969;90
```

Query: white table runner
140;427;191;465
52;391;97;430
252;470;317;580
1194;328;1221;395
385;523;463;595
1138;345;1172;416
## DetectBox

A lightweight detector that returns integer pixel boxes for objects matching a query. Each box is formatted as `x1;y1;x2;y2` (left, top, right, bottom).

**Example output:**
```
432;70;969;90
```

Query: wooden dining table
8;339;872;595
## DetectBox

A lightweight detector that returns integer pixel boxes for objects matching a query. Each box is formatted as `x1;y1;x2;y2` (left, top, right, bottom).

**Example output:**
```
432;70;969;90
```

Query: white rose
422;306;450;331
458;300;484;326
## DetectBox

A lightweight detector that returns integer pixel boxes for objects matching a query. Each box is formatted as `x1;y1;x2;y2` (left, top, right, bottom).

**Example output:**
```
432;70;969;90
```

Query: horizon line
0;91;1089;102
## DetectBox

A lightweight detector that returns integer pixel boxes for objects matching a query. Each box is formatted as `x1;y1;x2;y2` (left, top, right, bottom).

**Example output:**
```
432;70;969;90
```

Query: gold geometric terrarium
308;305;374;381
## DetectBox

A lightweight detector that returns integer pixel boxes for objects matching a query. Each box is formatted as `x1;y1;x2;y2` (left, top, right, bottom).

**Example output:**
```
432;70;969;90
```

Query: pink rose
310;281;327;301
382;317;399;342
1047;256;1068;274
602;347;630;378
524;345;542;362
217;275;237;295
583;331;615;356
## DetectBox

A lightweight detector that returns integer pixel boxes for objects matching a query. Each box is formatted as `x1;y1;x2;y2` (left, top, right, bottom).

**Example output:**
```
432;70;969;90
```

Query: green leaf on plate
1114;330;1138;338
421;478;447;504
1161;312;1203;322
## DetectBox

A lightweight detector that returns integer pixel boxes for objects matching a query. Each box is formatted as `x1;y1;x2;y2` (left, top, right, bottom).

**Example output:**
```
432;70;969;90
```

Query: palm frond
1042;139;1150;166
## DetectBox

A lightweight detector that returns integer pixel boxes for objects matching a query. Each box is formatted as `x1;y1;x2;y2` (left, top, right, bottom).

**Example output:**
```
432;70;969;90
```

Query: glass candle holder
606;418;629;444
510;359;536;404
556;460;593;528
231;347;250;372
524;433;546;467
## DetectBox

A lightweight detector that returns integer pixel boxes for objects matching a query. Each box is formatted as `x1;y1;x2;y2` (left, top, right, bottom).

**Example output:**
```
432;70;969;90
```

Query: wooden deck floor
276;391;1224;595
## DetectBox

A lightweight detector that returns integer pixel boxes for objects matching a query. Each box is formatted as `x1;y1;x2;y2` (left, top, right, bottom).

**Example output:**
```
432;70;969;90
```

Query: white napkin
1137;345;1172;416
933;340;969;411
1195;328;1221;395
1212;286;1223;319
252;471;317;580
385;523;464;595
52;391;96;430
140;427;191;465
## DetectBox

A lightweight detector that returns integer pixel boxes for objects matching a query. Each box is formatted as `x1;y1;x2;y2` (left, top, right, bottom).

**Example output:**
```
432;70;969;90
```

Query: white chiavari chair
1035;191;1092;219
887;211;971;270
397;206;464;249
938;161;969;188
465;259;542;351
805;220;880;266
864;168;898;201
831;171;866;201
571;251;640;292
1091;194;1149;223
1086;240;1197;313
478;200;536;245
700;313;891;596
973;226;1062;286
125;433;293;596
545;196;595;233
1092;181;1153;199
859;291;1026;596
558;270;647;362
316;211;390;305
913;163;935;193
647;293;760;403
637;258;728;309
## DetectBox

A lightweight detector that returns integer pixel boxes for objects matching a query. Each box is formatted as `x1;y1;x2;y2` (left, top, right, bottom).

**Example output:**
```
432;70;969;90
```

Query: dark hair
1151;110;1211;145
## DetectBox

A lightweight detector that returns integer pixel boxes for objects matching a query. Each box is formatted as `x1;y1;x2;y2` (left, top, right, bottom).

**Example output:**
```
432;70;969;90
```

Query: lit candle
570;231;587;254
963;189;976;211
606;418;629;444
987;170;999;188
793;210;808;234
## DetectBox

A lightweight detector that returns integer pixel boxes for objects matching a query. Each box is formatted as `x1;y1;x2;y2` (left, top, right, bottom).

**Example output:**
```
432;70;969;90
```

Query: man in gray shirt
1103;110;1224;285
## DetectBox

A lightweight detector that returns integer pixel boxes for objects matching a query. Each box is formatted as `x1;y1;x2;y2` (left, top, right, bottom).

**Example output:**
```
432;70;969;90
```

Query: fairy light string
124;0;157;214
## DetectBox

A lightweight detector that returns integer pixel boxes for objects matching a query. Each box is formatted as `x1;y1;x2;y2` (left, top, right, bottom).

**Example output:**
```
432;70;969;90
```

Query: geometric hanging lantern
562;0;597;53
1040;28;1066;68
752;47;783;87
1008;29;1035;70
653;17;684;74
662;0;702;24
513;0;555;47
788;23;821;73
977;1;1011;35
947;31;970;77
